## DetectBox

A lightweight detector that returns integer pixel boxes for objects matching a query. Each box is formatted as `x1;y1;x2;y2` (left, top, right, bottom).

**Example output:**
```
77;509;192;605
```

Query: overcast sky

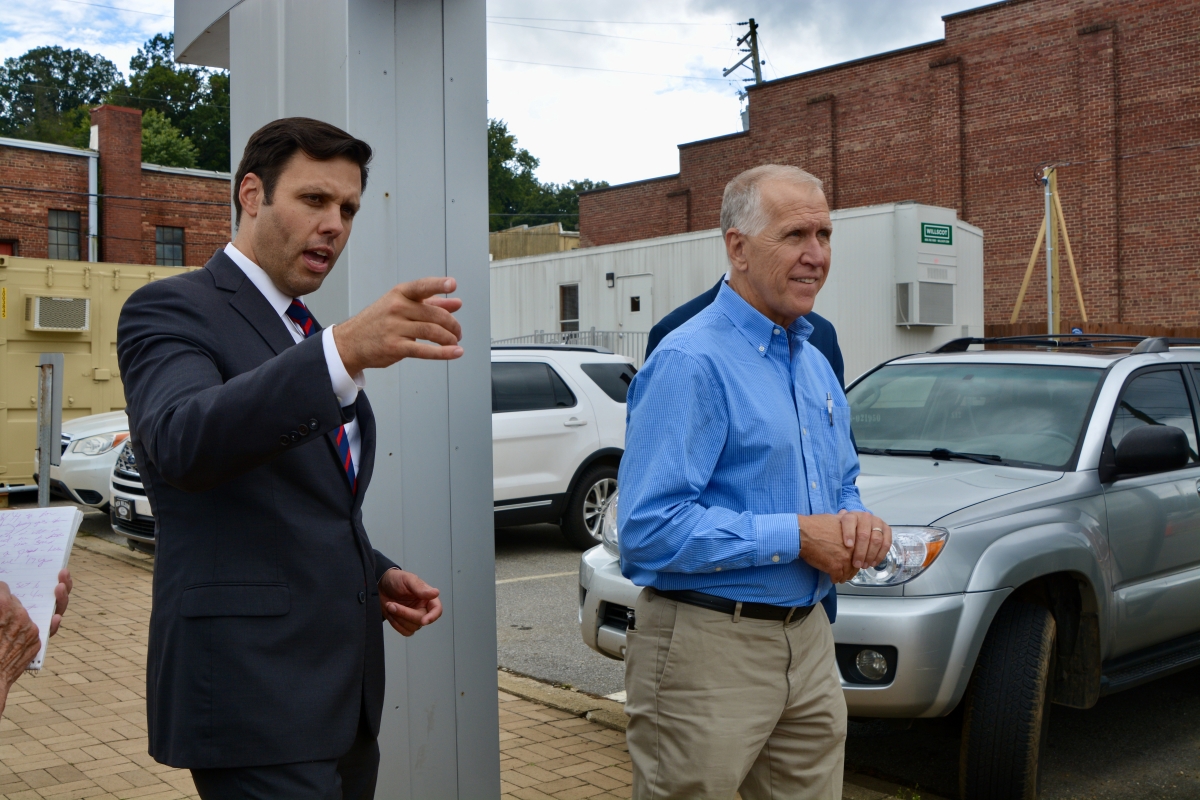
1;0;982;185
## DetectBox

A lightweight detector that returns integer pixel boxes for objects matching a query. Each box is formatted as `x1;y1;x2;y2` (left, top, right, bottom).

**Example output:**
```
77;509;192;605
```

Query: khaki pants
624;590;847;800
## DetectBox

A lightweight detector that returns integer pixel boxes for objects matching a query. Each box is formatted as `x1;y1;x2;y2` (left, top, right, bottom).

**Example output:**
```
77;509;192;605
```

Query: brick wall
0;106;232;266
0;147;90;258
579;0;1200;327
139;170;231;266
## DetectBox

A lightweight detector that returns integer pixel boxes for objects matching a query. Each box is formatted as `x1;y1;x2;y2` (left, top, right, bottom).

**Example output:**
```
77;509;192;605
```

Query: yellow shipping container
0;255;193;484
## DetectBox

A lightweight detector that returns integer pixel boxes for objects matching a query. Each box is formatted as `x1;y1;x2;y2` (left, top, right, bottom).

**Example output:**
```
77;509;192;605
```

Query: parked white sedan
492;345;633;549
32;410;129;509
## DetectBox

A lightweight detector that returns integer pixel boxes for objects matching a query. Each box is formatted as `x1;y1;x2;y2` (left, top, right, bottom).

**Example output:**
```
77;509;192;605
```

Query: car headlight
71;432;129;456
600;491;619;556
849;526;949;587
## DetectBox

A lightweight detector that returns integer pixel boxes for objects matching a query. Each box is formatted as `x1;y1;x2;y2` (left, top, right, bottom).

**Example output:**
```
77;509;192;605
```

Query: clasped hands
798;511;893;584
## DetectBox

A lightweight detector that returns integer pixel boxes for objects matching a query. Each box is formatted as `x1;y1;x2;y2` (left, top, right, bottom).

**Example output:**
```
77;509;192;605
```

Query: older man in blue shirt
618;164;892;799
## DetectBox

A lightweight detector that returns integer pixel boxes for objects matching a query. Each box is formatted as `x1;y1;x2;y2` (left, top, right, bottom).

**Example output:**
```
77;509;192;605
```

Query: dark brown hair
233;117;373;222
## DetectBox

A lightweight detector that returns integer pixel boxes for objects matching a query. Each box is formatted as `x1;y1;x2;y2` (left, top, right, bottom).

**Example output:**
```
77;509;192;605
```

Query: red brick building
579;0;1200;328
0;105;231;266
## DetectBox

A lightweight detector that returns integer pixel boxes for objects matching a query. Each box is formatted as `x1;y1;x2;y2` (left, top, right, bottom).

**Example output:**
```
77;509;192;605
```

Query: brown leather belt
653;589;814;623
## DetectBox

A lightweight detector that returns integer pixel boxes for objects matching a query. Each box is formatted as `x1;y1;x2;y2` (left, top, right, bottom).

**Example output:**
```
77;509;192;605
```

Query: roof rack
931;334;1200;354
490;344;615;354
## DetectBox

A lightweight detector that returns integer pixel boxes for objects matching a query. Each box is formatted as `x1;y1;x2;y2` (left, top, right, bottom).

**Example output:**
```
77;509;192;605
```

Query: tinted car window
581;363;637;403
492;362;577;413
1111;369;1199;462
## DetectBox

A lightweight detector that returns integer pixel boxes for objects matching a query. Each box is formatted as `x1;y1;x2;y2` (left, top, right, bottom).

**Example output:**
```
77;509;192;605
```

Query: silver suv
579;335;1200;799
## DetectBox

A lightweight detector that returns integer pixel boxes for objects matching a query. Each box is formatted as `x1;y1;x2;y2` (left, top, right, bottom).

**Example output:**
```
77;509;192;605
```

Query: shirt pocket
822;406;854;495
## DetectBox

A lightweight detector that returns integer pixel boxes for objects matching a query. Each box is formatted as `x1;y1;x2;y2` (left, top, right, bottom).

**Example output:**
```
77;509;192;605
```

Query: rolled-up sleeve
617;349;799;579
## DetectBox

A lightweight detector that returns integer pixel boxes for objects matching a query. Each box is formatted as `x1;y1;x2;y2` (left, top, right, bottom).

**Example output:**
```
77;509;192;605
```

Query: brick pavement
0;533;927;800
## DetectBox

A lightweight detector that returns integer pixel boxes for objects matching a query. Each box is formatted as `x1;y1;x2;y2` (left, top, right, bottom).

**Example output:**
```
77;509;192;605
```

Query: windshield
847;363;1103;469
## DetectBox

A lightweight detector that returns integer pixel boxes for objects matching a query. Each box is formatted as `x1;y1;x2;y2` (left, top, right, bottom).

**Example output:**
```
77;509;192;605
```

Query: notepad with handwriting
0;507;81;669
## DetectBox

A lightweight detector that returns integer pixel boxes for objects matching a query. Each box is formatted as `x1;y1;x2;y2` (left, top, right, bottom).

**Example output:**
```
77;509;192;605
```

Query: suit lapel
207;251;295;357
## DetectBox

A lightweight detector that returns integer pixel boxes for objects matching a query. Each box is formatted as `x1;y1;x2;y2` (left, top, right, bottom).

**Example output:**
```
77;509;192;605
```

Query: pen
827;392;833;426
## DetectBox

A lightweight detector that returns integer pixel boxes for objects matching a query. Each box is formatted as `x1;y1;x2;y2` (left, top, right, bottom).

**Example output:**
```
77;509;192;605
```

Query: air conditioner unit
24;294;91;332
894;204;956;326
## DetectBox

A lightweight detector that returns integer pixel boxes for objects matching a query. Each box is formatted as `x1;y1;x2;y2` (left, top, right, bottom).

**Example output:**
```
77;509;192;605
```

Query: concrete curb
497;669;627;731
495;669;949;800
73;533;155;573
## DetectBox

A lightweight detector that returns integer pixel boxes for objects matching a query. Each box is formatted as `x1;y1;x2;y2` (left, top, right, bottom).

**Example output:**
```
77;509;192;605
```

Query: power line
41;0;172;18
487;21;735;51
486;16;730;27
488;57;734;83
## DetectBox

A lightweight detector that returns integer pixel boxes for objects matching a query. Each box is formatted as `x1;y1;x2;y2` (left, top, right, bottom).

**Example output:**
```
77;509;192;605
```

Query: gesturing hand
334;276;464;375
379;568;443;637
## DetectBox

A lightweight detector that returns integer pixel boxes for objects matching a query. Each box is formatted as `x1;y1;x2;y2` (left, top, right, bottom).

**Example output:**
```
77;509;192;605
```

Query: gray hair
719;165;824;237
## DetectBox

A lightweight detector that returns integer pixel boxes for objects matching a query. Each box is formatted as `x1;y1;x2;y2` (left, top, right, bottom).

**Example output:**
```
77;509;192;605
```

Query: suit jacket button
358;590;366;604
310;418;320;431
279;435;290;446
289;431;300;442
298;424;309;436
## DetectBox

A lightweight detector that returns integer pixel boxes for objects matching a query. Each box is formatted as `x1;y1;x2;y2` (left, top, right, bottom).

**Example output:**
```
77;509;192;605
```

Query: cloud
1;0;982;188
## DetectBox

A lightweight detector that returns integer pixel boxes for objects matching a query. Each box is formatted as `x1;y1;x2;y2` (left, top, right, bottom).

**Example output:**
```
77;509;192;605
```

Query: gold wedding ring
871;527;884;532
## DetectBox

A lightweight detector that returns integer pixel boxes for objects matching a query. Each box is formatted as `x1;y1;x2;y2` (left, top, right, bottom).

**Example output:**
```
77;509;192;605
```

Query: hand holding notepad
0;507;80;671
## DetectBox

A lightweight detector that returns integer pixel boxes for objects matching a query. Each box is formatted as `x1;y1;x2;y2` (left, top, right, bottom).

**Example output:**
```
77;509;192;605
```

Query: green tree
0;46;120;145
114;33;230;172
141;108;198;168
487;119;607;231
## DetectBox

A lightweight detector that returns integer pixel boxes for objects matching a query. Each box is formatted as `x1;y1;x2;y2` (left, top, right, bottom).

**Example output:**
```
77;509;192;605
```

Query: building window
559;284;579;332
0;241;16;256
47;210;81;260
156;226;184;266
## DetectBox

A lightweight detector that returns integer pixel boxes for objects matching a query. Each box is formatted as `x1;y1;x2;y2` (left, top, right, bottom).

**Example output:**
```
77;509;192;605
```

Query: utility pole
724;18;764;85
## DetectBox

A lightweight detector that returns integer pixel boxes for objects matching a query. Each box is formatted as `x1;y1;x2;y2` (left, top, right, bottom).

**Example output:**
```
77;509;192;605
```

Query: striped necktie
285;299;357;494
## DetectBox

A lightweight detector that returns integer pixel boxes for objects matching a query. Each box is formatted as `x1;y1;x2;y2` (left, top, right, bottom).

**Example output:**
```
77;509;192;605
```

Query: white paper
0;507;81;669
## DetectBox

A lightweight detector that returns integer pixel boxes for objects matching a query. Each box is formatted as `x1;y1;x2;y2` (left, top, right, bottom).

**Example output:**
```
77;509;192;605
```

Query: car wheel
959;601;1056;800
561;464;618;550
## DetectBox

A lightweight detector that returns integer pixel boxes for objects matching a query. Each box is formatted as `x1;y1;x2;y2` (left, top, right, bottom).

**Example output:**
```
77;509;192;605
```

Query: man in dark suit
118;118;464;799
645;278;850;624
646;278;846;388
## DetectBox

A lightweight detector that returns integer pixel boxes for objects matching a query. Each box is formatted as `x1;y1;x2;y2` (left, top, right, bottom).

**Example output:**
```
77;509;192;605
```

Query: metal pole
748;19;763;84
1044;168;1054;335
36;365;52;507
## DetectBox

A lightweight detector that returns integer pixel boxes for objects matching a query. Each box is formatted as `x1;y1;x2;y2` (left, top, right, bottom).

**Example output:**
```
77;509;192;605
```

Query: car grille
112;477;146;496
114;442;139;477
602;602;630;631
112;512;155;538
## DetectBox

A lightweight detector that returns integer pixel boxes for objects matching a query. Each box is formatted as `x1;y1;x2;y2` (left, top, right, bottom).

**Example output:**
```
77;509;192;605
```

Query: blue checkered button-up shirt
618;281;867;606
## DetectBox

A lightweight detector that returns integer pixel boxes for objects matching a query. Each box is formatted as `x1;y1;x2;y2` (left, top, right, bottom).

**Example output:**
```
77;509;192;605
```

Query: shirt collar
714;280;813;357
224;242;295;318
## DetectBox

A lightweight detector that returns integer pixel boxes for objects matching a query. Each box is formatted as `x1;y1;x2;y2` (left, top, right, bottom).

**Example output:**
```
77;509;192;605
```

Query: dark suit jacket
117;250;398;769
644;278;849;621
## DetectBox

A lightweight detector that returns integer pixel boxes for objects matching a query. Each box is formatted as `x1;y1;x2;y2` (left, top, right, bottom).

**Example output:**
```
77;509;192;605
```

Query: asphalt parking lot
496;523;1200;800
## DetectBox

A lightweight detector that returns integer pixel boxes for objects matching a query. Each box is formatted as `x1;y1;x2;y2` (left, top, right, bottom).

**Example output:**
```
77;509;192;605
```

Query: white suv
492;345;633;549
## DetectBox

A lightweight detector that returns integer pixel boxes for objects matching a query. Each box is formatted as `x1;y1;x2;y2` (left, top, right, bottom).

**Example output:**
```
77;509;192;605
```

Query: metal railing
491;329;649;367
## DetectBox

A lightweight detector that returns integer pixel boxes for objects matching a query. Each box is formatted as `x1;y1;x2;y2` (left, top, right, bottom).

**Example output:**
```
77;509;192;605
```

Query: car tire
959;601;1056;800
561;464;618;550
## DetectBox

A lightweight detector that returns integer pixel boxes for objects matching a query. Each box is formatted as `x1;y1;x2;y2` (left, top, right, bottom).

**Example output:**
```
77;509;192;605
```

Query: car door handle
564;418;588;427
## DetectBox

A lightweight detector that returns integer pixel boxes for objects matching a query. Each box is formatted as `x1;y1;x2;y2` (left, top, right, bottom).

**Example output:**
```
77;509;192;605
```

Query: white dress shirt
224;243;364;471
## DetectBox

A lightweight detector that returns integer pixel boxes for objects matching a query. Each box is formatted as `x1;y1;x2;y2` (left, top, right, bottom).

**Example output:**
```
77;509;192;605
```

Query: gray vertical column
221;1;498;796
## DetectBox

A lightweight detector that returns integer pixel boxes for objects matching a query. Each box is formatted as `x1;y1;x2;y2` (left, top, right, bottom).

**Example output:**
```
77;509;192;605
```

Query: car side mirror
1113;426;1189;478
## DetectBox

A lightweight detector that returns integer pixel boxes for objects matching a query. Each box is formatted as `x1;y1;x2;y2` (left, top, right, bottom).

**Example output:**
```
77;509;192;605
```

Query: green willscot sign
921;222;953;246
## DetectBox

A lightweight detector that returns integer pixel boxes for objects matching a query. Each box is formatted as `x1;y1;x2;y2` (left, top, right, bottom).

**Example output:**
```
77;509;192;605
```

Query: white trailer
491;201;984;381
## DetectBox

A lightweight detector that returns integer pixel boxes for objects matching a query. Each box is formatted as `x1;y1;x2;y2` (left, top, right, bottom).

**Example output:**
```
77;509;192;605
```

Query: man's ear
238;173;265;220
724;228;750;274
